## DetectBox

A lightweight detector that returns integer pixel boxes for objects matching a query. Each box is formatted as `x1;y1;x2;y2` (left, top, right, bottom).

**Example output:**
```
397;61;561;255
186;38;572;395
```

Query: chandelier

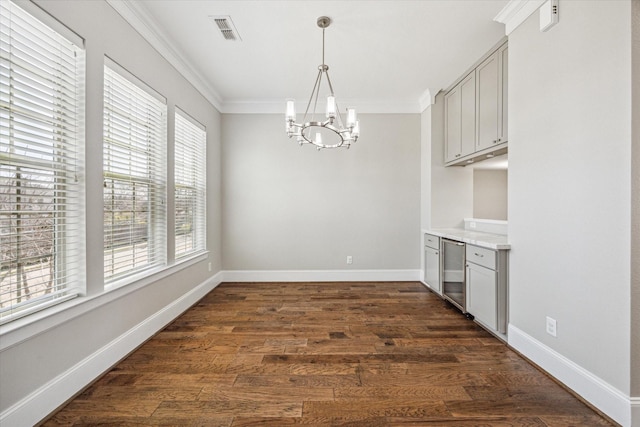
285;16;359;150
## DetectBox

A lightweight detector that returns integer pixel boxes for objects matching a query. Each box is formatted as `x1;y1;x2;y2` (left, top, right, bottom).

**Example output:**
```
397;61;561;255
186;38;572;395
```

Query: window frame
174;107;206;260
0;0;86;324
102;57;167;288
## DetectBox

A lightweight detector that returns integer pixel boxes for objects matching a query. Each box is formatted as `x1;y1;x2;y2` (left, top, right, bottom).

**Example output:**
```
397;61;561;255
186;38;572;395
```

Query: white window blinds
103;59;166;284
174;109;206;258
0;0;85;323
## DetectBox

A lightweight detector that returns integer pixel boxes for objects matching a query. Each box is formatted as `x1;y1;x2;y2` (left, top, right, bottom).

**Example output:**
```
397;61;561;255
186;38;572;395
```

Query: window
0;0;85;323
103;59;166;284
174;109;206;258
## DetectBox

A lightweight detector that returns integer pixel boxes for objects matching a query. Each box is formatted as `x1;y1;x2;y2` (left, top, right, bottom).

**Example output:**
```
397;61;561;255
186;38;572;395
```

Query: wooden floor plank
151;400;303;418
198;385;334;402
41;282;616;426
302;399;450;418
333;385;471;401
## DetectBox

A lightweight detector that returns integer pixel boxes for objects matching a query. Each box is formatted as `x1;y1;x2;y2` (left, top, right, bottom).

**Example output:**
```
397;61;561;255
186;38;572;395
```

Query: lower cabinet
422;233;509;339
466;262;497;330
424;247;441;294
424;233;441;294
465;244;508;336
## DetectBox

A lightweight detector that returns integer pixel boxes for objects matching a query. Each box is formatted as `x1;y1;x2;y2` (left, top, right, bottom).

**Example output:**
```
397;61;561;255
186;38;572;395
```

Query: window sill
0;251;210;351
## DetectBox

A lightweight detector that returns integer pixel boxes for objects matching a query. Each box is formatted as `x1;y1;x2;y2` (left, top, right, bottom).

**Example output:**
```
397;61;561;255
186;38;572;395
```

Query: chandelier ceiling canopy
285;16;359;150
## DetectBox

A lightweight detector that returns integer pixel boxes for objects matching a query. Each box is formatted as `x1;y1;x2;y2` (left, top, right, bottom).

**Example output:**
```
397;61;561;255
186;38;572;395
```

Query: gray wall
473;169;507;220
426;94;474;229
221;114;421;271
508;0;631;393
0;0;221;417
420;105;433;231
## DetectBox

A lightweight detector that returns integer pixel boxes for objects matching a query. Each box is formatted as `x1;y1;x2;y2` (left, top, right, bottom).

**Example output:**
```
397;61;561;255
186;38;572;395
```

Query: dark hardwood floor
43;282;616;426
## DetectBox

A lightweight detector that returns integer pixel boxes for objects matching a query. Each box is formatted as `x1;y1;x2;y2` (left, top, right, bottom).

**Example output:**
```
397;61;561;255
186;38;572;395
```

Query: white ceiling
110;0;509;113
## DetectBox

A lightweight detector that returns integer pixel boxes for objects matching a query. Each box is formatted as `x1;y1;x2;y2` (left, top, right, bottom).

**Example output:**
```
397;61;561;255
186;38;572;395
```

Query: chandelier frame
285;16;359;150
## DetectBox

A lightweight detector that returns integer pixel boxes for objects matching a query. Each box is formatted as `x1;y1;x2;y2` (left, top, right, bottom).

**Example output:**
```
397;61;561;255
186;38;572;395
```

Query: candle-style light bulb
346;108;357;128
326;95;337;119
286;99;296;121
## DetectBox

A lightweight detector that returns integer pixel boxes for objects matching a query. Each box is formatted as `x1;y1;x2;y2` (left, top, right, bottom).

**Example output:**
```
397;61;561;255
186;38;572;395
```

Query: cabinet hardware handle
493;140;497;143
474;252;484;257
498;138;501;142
435;252;438;255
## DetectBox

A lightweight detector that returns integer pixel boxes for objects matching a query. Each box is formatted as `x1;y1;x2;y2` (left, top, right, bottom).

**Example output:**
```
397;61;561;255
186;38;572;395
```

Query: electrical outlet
546;316;557;337
208;262;212;272
346;256;353;265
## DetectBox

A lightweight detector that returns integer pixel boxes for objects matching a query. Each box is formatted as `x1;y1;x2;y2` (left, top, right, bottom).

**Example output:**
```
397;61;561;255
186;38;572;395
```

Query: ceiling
109;0;509;113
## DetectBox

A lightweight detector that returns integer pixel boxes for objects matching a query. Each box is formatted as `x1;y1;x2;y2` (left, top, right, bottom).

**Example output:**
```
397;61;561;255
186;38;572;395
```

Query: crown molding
105;0;224;111
221;98;423;114
105;1;432;115
494;0;546;35
418;88;439;112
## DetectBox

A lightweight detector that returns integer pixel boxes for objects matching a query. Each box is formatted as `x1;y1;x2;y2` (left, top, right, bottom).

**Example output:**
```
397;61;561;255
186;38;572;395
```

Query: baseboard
0;272;223;427
222;269;422;282
632;397;640;427
508;324;632;427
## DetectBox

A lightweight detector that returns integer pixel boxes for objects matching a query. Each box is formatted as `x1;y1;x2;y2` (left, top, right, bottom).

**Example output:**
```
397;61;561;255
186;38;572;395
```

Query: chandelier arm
334;110;345;129
302;68;323;121
325;68;335;96
311;69;324;122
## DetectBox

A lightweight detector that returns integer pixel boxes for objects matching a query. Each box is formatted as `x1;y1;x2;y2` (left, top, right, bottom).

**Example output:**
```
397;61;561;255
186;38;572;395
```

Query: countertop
424;228;510;250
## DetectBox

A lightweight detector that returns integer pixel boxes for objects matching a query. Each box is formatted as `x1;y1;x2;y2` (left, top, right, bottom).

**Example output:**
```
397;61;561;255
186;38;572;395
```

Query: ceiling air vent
210;16;242;41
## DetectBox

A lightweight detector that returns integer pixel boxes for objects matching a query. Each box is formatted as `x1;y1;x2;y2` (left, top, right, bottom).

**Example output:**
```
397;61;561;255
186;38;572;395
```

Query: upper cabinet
445;41;508;167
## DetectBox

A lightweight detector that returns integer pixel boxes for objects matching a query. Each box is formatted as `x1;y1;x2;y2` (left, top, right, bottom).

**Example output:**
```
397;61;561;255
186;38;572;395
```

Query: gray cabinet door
424;246;441;294
460;72;476;158
476;51;500;151
445;72;475;163
444;84;460;163
499;44;508;144
466;262;497;330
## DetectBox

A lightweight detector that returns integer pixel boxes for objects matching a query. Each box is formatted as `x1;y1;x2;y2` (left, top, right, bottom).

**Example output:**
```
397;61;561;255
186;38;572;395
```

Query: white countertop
424;228;510;250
